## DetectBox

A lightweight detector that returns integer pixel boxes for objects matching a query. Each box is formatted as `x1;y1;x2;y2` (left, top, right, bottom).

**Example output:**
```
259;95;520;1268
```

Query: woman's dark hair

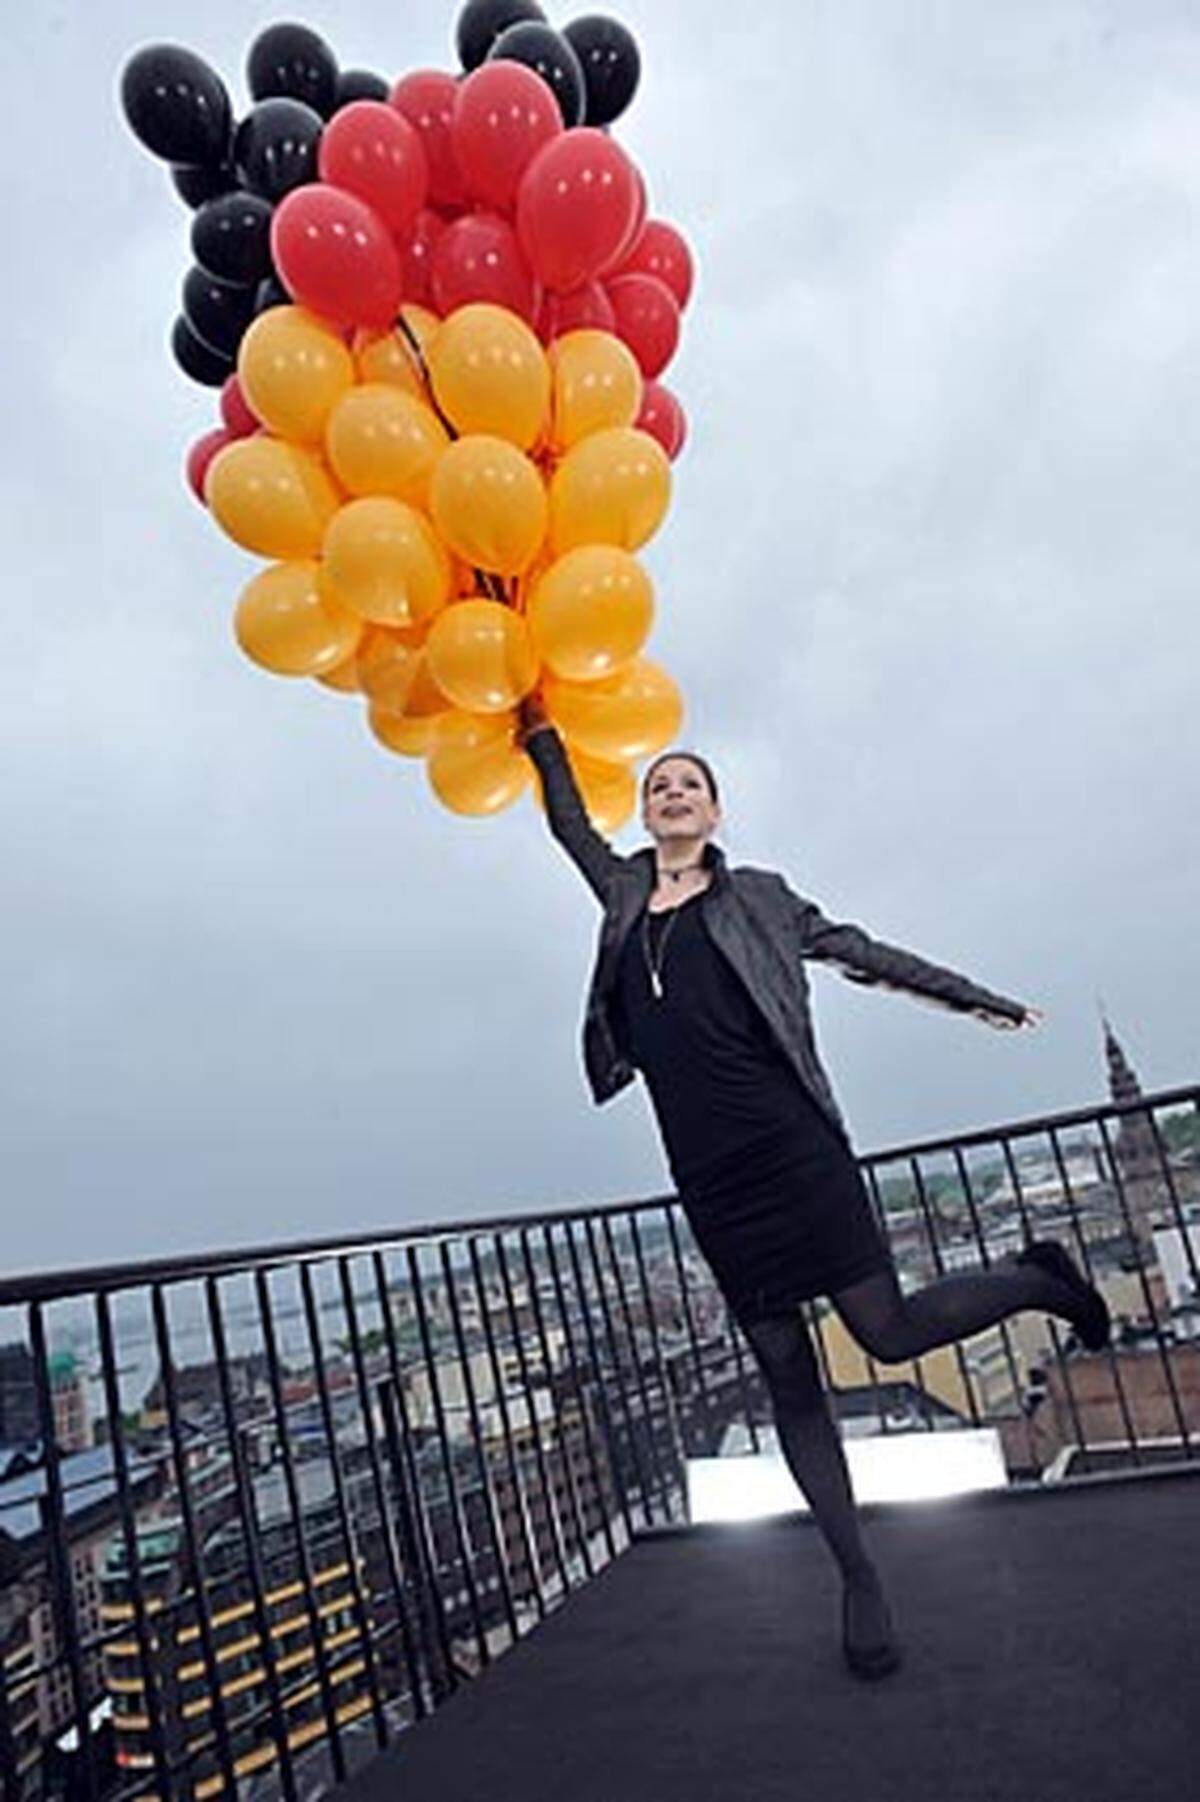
640;749;720;807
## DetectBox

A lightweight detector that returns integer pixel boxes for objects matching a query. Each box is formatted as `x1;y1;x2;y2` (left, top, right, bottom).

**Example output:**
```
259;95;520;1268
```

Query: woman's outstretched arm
778;880;1030;1026
518;697;625;907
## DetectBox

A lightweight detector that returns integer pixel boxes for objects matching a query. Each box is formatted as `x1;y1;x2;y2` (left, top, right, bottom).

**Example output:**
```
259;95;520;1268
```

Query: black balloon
182;265;256;358
121;43;232;166
233;98;323;203
335;69;390;107
254;273;291;316
563;16;640;126
488;22;585;126
192;192;275;285
171;161;238;207
457;0;547;73
246;22;339;119
172;313;234;386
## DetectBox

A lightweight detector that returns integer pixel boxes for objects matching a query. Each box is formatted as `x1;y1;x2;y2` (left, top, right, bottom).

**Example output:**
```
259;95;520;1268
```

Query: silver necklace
643;864;707;1000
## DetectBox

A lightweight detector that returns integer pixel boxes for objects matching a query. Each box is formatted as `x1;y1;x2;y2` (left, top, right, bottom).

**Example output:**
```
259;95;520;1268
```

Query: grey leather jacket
525;727;1028;1148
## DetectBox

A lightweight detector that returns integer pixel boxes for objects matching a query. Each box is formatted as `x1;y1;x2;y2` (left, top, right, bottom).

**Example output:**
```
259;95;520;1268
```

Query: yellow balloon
543;656;683;759
206;437;340;559
426;599;539;713
368;703;439;758
549;330;642;452
356;624;424;712
234;560;362;676
529;739;637;833
430;435;548;575
315;652;361;693
353;304;440;396
528;545;653;682
325;384;449;506
323;497;452;627
427;303;550;450
548;426;671;556
426;709;531;815
237;306;355;443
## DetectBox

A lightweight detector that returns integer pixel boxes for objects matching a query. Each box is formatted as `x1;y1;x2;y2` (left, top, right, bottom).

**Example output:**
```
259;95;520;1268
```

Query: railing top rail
3;1080;1195;1307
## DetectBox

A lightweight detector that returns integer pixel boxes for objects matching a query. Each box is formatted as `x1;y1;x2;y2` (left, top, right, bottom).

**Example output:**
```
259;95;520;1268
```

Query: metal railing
1;1082;1196;1801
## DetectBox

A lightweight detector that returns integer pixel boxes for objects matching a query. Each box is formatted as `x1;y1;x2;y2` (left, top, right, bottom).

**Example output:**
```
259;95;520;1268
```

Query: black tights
738;1258;1065;1582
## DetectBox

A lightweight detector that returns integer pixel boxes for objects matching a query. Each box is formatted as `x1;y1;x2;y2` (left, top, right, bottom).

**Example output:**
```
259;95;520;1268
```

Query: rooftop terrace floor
345;1463;1197;1802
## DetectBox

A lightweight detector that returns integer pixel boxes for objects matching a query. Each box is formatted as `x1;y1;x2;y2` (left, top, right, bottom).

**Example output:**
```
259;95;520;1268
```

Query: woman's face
641;756;722;844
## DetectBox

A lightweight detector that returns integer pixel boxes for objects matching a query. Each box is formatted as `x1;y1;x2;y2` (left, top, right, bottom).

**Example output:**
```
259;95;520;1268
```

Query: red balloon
219;374;258;437
271;183;403;330
536;280;615;341
430;212;540;323
185;427;232;504
636;381;687;460
452;61;562;215
398;206;447;308
516;128;639;293
390;70;467;210
616;218;694;310
597;159;647;280
605;272;680;378
318;100;428;236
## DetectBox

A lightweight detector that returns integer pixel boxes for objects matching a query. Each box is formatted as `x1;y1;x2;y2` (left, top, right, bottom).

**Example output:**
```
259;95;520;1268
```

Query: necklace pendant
651;969;663;1000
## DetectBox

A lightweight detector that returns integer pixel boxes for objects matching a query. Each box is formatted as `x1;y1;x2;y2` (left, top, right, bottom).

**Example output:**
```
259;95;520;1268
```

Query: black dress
614;889;893;1324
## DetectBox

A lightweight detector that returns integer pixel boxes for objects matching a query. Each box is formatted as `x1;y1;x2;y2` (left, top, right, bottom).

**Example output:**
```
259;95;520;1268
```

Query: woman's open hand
976;1004;1045;1031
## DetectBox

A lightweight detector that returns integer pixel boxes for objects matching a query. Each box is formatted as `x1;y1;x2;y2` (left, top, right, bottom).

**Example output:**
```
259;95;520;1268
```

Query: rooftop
344;1463;1196;1802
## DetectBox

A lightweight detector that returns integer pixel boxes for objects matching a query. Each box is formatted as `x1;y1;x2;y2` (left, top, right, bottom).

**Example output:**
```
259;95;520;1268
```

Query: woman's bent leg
829;1258;1067;1365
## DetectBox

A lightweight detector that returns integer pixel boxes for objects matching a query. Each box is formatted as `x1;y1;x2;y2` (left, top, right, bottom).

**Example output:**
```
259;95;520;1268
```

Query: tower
1100;1005;1163;1254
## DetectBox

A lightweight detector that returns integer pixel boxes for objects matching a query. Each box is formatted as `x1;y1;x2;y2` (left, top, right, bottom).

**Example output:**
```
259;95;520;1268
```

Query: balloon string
395;309;509;609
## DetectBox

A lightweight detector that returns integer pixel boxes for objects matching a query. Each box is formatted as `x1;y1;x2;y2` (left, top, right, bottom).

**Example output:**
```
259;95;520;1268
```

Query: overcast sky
2;0;1197;1278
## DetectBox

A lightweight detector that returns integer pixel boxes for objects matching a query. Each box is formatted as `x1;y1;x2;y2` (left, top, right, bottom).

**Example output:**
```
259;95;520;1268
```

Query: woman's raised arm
517;697;625;907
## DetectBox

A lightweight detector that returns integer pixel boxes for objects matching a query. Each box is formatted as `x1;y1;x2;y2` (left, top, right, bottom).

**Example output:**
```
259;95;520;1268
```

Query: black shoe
1016;1238;1111;1351
842;1574;903;1680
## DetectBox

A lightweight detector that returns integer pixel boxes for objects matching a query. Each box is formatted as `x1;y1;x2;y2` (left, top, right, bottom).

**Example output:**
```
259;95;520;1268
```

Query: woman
516;696;1110;1681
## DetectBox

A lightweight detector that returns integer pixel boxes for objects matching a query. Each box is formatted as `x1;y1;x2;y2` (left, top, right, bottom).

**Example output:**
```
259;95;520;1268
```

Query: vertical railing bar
538;1221;618;1562
1094;1118;1194;1458
516;1227;596;1580
1144;1105;1200;1302
855;1164;905;1433
628;1209;692;1508
1045;1125;1143;1461
252;1266;347;1783
662;1204;723;1447
365;1250;439;1715
600;1213;674;1520
492;1231;568;1607
377;1377;457;1704
148;1282;239;1801
403;1243;491;1668
203;1276;298;1802
435;1241;520;1645
94;1293;171;1797
566;1218;637;1541
0;1609;22;1802
299;1263;388;1748
907;1154;981;1427
28;1302;99;1802
464;1235;543;1622
998;1135;1088;1458
582;1215;656;1530
950;1145;1040;1467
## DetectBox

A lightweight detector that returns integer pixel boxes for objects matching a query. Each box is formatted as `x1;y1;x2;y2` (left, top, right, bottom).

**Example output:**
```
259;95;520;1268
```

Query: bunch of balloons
120;6;695;828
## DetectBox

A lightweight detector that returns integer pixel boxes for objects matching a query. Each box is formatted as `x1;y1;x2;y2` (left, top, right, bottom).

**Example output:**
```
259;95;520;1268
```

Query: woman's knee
741;1311;825;1412
830;1271;919;1363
